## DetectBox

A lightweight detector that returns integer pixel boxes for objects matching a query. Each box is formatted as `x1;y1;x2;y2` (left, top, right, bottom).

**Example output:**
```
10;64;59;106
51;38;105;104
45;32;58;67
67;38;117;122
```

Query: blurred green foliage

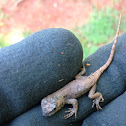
22;30;32;38
72;8;124;59
0;34;8;48
0;8;8;19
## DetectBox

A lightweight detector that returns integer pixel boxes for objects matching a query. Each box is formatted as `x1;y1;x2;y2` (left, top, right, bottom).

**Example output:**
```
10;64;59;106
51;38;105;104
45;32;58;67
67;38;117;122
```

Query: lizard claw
64;108;77;119
92;96;104;110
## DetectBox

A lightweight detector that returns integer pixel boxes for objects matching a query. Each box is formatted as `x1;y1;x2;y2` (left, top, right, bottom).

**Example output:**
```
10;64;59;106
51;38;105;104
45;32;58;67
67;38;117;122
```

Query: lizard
41;14;121;119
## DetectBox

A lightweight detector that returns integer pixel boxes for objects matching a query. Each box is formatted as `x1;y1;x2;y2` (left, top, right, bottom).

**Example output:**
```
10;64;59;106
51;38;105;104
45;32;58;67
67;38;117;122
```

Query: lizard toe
92;96;103;110
64;108;77;119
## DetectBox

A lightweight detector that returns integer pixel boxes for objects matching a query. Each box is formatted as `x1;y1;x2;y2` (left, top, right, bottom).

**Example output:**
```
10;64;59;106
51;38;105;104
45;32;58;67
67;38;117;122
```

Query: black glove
0;28;83;126
1;28;126;126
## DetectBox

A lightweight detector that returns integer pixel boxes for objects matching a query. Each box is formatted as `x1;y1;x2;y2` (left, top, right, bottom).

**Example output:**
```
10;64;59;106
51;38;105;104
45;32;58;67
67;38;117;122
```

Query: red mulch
0;0;124;35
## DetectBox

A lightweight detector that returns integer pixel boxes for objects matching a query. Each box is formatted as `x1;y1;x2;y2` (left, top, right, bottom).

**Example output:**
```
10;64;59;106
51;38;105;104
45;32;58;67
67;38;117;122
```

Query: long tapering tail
99;14;121;73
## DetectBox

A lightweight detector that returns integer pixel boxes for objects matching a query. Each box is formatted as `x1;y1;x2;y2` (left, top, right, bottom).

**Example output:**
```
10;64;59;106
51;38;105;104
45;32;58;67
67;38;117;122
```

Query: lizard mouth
41;104;57;117
42;112;49;116
42;109;55;116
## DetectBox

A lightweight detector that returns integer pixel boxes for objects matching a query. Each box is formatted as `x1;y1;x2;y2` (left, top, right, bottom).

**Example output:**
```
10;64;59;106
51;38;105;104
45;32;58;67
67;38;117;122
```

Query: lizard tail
99;14;121;73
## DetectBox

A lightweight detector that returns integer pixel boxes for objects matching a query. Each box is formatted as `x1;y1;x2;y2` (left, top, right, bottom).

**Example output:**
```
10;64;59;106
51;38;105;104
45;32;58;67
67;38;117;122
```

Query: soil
0;0;125;43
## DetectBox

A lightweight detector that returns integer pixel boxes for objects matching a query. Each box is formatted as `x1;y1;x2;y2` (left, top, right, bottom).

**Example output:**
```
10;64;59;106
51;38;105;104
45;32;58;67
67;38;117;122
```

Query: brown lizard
41;14;121;119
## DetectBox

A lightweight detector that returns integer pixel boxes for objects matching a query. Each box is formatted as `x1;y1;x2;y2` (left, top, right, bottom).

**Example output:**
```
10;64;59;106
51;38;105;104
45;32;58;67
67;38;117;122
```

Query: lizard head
41;95;65;116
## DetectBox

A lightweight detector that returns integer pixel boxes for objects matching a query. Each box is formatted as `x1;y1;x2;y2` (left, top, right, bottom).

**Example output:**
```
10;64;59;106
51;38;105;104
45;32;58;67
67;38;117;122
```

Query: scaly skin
41;14;121;119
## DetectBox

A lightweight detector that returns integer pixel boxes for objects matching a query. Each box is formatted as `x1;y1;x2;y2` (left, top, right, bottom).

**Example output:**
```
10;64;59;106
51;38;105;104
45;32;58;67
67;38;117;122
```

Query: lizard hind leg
88;84;104;110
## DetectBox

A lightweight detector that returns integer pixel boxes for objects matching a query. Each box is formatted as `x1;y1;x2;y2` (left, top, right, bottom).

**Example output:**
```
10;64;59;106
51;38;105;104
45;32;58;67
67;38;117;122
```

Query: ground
0;0;125;44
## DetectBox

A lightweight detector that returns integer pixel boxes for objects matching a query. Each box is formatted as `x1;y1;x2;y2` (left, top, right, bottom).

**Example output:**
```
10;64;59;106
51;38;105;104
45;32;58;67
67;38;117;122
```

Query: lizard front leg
64;99;78;119
88;84;104;110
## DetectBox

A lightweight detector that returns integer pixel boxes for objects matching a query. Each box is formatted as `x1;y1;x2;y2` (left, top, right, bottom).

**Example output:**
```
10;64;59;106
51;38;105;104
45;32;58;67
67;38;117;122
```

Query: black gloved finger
0;28;83;125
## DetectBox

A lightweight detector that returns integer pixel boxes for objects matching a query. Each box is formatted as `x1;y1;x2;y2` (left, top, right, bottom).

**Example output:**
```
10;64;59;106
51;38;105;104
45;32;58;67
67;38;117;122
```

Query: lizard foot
64;108;77;119
92;95;104;110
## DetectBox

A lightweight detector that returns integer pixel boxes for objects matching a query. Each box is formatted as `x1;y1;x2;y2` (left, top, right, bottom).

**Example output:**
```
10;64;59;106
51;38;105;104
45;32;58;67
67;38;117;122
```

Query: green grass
72;8;122;59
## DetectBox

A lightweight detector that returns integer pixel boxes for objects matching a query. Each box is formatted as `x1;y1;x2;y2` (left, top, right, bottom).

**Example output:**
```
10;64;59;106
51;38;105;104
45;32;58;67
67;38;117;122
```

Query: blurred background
0;0;125;59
